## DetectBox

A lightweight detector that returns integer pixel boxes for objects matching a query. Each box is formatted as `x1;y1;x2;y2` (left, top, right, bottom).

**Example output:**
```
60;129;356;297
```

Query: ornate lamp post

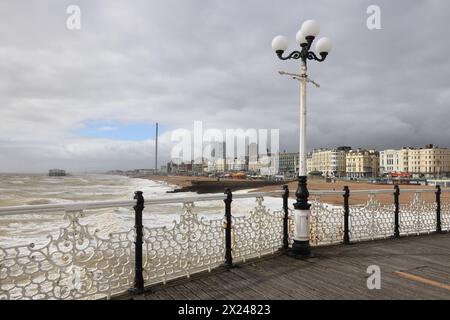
271;20;332;258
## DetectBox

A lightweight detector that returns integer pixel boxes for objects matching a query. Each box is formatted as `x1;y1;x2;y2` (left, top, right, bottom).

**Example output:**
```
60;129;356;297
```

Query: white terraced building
379;148;409;175
379;145;450;178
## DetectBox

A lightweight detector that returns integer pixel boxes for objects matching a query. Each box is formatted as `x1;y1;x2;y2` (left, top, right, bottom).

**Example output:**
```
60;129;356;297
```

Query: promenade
123;233;450;300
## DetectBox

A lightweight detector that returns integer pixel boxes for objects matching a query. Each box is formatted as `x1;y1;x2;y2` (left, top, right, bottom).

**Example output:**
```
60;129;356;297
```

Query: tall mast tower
155;122;158;172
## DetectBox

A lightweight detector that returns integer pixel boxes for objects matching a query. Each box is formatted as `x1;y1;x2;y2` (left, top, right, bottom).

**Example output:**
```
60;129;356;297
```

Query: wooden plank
196;277;233;300
212;269;266;300
332;243;442;294
160;285;185;300
231;258;316;299
320;242;450;299
253;258;331;300
319;253;432;299
229;264;295;299
393;271;450;292
121;233;450;300
197;271;243;300
182;278;217;300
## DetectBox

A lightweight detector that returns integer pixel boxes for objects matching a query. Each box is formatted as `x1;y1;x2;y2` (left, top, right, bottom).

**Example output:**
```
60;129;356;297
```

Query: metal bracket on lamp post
279;71;321;88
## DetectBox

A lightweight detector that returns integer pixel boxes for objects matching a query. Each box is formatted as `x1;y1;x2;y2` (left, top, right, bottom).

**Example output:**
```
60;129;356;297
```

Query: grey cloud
0;0;449;172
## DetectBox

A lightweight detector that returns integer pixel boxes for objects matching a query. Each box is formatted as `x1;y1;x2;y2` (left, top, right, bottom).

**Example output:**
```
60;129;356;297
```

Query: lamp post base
288;175;312;259
288;240;313;259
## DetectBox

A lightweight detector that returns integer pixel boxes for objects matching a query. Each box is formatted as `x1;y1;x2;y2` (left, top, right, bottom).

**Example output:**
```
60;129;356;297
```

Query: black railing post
224;188;233;268
130;191;144;293
282;185;290;251
436;185;442;234
343;186;350;245
394;185;400;238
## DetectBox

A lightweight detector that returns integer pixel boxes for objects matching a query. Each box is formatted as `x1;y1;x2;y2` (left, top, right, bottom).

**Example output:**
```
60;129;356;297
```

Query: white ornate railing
0;186;448;300
232;197;285;261
309;196;344;245
0;200;136;300
305;188;450;246
143;202;225;285
349;195;396;241
442;201;450;231
0;191;287;300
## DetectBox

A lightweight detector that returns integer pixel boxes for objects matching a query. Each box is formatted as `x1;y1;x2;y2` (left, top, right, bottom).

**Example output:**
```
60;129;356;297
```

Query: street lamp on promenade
272;20;332;258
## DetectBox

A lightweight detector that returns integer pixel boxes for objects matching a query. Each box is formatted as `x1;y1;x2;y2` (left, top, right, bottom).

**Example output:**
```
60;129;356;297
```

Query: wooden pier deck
123;233;450;300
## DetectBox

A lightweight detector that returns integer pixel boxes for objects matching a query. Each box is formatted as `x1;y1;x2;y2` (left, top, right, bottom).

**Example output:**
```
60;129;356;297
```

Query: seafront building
345;149;380;178
379;145;450;178
227;156;248;172
164;144;450;179
379;148;409;175
407;145;450;178
248;158;265;173
166;161;192;174
278;152;299;177
213;158;227;172
307;147;350;177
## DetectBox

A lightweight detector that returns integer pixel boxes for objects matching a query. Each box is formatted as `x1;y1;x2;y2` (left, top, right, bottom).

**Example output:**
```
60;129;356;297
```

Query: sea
0;174;289;247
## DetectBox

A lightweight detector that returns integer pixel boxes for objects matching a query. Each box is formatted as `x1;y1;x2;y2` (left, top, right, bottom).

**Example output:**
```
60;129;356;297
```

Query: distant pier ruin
49;169;66;176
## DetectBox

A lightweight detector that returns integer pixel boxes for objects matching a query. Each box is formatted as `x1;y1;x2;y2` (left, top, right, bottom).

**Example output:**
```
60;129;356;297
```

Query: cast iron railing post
224;188;233;268
282;185;290;251
436;185;442;234
130;191;144;293
343;186;350;245
394;185;400;238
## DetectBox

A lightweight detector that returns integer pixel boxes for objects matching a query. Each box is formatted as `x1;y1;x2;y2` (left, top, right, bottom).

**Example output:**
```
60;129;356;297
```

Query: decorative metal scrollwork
285;51;302;60
232;197;284;262
442;201;450;232
143;202;224;285
306;51;325;62
309;196;344;246
0;210;134;300
349;194;395;241
400;193;436;235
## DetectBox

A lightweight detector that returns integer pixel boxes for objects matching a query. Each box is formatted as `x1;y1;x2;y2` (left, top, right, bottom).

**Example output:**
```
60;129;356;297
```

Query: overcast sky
1;0;449;172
